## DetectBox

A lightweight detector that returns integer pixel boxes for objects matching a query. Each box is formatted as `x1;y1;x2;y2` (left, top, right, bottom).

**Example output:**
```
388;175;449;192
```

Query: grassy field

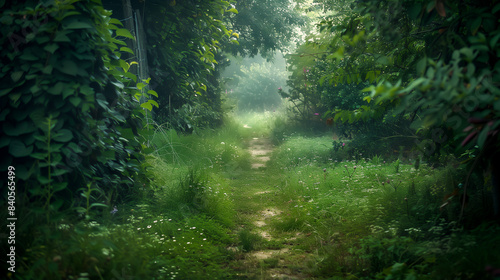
14;112;500;279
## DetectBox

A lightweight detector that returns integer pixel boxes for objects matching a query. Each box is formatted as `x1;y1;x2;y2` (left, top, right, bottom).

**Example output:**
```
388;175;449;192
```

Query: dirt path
228;137;313;279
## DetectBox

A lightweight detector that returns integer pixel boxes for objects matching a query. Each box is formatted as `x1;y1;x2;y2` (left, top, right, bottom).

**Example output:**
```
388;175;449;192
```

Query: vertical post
134;10;151;128
121;0;138;74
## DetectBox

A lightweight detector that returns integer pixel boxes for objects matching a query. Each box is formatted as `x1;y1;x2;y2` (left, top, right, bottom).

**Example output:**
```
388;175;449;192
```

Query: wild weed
238;229;262;252
371;155;383;165
394;158;401;173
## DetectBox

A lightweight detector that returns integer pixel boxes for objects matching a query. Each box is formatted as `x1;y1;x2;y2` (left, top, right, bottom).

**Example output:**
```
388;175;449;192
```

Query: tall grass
265;134;500;279
15;117;257;279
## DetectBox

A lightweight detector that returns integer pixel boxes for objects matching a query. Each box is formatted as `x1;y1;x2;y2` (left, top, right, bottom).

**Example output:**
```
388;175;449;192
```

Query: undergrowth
266;134;500;279
13;118;253;279
11;113;500;279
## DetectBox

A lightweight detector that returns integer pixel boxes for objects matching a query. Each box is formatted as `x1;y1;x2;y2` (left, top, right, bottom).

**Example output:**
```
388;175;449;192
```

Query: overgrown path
228;136;314;279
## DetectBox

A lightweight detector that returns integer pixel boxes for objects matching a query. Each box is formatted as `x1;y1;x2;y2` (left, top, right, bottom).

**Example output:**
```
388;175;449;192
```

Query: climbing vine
0;0;157;218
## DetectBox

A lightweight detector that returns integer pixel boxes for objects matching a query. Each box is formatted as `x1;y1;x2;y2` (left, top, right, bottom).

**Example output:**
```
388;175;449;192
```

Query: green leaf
47;82;65;95
19;53;38;61
493;3;500;14
109;18;123;26
29;185;43;195
30;153;46;160
490;33;500;49
9;140;33;157
11;71;23;82
477;126;490;148
149;100;159;108
69;97;82;107
42;65;53;74
470;17;482;35
50;198;64;211
137;82;146;90
110;80;124;89
116;28;134;39
124;71;137;82
226;8;238;14
147;90;158;97
30;85;41;94
30;109;48;130
65;142;82;153
54;31;71;42
141;102;153;111
90;203;108;209
53;182;68;192
3;121;36;136
9;92;21;103
64;21;93;29
119;59;130;72
44;44;59;54
74;206;87;214
404;77;426;93
53;129;73;142
57;60;78;76
0;88;12;97
375;55;389;65
120;46;134;55
365;71;376;83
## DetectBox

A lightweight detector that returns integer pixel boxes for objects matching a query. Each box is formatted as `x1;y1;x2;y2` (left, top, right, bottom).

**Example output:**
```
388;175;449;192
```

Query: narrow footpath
228;136;314;280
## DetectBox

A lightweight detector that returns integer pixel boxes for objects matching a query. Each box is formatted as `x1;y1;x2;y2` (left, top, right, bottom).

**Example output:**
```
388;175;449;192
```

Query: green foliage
142;0;237;131
269;133;500;279
10;120;245;279
312;0;500;157
130;0;306;131
284;0;500;220
281;1;418;154
0;0;155;220
0;3;165;278
227;0;306;58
